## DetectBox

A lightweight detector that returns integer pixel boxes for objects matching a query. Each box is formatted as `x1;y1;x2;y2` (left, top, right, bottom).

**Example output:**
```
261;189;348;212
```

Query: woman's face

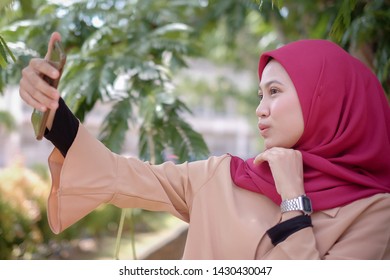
256;60;304;149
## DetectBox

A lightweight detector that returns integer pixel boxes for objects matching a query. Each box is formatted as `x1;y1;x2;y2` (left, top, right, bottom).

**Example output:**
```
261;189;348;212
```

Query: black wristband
44;97;79;157
266;215;313;246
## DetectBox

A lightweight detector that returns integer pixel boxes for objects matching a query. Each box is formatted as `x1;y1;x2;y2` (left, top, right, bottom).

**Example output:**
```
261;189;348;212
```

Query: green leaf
99;98;133;153
330;0;358;42
0;35;16;63
0;35;17;69
0;48;7;68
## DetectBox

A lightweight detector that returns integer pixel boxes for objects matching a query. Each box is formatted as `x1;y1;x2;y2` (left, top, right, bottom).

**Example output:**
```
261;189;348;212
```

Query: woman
19;33;390;259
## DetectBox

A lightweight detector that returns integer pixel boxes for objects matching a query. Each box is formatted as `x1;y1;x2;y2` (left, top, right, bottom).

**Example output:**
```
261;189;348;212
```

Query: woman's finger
253;152;265;165
253;147;280;165
29;58;60;85
19;87;47;112
21;60;60;104
20;71;59;111
44;32;62;60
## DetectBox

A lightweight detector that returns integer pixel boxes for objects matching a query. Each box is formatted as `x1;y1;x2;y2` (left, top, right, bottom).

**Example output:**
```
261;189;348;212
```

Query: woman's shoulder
185;154;232;173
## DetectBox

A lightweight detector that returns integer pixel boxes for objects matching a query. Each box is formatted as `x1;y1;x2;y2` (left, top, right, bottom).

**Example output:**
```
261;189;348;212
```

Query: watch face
302;197;312;212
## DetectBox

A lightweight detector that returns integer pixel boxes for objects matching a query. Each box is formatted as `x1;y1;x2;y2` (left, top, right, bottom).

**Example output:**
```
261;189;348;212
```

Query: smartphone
31;40;66;140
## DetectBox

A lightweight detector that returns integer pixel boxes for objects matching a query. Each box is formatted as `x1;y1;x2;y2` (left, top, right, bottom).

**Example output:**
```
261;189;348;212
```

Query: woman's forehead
259;60;291;87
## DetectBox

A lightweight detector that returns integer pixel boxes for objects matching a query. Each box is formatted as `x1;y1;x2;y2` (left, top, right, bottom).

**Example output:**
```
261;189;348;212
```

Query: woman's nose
256;101;269;118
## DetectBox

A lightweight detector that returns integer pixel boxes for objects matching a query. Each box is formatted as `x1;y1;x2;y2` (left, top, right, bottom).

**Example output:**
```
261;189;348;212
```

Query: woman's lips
258;123;270;135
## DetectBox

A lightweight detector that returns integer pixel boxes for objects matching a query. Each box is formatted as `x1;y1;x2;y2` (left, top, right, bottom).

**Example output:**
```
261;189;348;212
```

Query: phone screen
31;40;66;140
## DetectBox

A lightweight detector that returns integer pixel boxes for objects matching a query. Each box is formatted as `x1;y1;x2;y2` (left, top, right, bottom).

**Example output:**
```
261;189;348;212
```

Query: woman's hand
253;147;305;201
19;32;62;130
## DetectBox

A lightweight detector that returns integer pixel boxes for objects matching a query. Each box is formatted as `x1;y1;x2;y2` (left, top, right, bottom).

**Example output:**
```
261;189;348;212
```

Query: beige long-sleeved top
47;124;390;259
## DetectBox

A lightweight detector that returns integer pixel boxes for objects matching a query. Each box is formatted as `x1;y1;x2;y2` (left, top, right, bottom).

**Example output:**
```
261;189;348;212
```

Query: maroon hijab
230;39;390;211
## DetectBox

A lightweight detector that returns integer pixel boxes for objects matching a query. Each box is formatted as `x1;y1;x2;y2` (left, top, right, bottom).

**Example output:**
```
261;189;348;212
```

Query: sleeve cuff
266;215;313;246
45;97;79;157
47;125;117;234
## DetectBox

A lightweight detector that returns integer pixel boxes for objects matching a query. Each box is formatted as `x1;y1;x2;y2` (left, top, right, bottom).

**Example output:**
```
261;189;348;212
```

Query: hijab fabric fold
230;40;390;211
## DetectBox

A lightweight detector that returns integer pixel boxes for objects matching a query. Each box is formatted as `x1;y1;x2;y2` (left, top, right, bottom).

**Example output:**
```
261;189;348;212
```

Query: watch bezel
299;195;313;215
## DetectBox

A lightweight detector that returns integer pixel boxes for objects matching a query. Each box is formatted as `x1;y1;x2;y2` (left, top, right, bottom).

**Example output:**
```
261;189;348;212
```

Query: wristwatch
280;195;313;215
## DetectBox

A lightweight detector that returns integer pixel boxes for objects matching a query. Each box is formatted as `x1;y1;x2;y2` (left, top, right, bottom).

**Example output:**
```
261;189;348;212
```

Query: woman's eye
258;93;263;100
270;87;279;95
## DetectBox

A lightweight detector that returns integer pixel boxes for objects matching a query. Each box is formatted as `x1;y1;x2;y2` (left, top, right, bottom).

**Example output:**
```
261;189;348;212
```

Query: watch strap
280;195;312;215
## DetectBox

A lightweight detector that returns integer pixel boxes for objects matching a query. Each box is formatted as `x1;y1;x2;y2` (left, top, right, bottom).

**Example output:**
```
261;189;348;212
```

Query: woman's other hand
253;147;305;201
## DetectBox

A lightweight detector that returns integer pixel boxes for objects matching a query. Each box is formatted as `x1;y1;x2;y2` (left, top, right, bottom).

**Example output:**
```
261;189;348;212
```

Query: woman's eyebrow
259;80;284;90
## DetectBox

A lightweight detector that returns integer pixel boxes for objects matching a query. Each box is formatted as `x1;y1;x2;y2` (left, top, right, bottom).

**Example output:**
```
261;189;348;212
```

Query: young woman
19;33;390;259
